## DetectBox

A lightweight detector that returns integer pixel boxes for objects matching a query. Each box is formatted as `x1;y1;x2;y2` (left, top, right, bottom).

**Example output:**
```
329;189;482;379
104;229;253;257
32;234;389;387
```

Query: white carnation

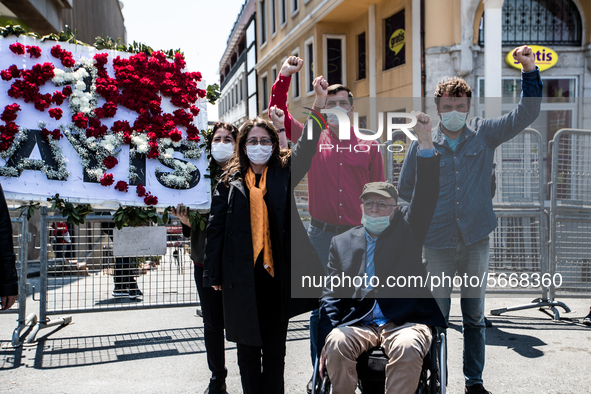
162;148;174;160
75;80;86;91
137;143;149;153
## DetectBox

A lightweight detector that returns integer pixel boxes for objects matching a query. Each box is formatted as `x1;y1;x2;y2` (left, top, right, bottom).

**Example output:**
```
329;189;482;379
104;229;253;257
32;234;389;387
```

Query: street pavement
1;296;590;393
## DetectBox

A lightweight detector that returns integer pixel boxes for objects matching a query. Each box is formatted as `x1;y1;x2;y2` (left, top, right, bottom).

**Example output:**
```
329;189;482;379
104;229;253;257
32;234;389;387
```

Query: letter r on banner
387;112;418;141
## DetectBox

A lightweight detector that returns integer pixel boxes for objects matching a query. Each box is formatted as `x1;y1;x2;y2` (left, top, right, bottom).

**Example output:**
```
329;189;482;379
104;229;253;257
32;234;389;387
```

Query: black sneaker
112;288;129;297
204;376;226;394
583;308;591;326
466;383;491;394
128;288;143;299
307;375;313;393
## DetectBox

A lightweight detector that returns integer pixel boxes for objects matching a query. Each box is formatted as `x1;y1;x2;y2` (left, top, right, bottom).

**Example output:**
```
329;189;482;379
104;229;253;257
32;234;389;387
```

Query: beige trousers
324;321;432;394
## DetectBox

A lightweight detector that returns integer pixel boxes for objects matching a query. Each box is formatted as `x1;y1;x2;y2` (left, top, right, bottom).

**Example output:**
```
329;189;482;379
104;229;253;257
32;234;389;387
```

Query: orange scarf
245;167;274;276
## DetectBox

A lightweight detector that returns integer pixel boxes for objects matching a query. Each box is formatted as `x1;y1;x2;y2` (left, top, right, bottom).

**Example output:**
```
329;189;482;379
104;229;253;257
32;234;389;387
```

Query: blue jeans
307;223;336;367
423;235;490;386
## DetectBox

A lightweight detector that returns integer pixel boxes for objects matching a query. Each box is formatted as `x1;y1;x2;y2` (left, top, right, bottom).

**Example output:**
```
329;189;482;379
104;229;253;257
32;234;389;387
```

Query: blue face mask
361;214;391;235
440;110;468;132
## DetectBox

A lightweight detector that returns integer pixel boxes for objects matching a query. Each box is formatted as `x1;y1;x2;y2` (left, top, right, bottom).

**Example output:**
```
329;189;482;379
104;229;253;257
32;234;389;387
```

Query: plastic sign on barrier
505;45;558;72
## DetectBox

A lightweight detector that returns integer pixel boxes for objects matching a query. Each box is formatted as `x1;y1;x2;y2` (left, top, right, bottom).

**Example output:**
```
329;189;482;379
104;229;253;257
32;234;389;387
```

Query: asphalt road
1;296;590;393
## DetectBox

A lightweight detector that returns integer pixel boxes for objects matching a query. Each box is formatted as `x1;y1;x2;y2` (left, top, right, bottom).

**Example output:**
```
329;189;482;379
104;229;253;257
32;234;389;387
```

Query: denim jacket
398;68;543;248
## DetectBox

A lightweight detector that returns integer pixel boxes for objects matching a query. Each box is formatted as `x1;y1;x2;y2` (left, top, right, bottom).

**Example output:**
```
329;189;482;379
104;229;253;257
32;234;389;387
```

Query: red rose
144;193;158;206
94;53;109;66
40;128;51;140
103;156;118;169
190;105;200;116
169;129;182;142
72;112;88;128
136;183;146;197
112;120;131;133
9;43;25;55
62;86;73;96
62;56;75;68
114;181;128;192
26;45;42;58
4;122;19;136
34;96;51;112
94;107;106;119
100;173;114;186
1;104;20;122
1;70;12;81
103;101;118;118
51;129;63;140
9;65;20;78
49;108;63;120
50;45;62;58
52;91;66;105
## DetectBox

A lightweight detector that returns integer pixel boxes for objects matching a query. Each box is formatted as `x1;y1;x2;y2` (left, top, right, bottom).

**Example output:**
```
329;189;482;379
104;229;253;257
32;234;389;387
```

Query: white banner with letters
0;35;210;209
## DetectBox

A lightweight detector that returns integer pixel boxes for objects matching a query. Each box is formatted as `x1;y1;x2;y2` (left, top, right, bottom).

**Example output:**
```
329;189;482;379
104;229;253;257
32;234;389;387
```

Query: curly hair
222;117;291;185
434;77;472;109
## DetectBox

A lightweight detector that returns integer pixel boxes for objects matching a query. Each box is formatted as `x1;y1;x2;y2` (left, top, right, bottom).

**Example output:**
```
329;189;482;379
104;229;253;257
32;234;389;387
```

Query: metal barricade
489;129;547;295
7;212;36;347
27;208;198;343
549;129;591;300
487;129;570;318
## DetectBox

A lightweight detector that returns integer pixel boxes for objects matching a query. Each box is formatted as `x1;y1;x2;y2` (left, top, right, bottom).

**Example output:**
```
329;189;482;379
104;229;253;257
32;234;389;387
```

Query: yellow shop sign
505;45;558;72
389;29;405;55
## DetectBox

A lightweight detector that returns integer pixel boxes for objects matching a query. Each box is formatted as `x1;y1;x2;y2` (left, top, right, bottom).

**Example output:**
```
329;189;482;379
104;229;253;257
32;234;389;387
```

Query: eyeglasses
245;138;273;146
363;200;396;212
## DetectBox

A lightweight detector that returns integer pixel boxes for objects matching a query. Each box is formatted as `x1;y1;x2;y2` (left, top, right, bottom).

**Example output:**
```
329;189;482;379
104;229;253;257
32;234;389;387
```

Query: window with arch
478;0;582;46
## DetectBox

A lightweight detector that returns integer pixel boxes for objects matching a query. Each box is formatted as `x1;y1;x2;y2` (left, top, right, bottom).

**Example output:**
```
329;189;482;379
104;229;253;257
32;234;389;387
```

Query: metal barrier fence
487;129;548;297
26;208;198;343
550;129;591;300
8;212;36;347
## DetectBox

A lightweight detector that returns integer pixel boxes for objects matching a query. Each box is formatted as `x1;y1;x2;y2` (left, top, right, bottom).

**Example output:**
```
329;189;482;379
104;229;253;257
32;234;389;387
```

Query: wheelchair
311;327;446;394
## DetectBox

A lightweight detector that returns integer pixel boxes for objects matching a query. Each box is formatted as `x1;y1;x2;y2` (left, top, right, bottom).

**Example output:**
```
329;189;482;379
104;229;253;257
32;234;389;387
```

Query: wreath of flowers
1;26;216;228
1;37;209;203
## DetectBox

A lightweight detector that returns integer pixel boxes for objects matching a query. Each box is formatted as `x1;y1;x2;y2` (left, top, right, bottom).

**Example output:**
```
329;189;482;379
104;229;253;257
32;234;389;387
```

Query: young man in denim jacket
398;45;542;394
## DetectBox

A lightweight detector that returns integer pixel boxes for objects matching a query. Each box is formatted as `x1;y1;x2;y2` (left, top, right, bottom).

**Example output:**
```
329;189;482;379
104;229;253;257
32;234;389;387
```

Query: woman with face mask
171;122;238;394
204;114;324;393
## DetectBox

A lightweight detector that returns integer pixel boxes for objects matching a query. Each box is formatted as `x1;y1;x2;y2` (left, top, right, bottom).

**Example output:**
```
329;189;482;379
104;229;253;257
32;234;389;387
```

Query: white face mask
211;142;235;162
246;145;273;165
325;105;350;127
440;110;468;132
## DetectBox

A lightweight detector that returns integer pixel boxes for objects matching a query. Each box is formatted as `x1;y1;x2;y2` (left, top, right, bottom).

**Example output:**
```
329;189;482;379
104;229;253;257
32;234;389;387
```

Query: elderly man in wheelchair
314;112;446;394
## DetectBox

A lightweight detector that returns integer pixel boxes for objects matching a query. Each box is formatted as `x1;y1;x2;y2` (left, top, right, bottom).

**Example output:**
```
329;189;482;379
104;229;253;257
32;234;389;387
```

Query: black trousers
194;264;227;379
114;257;137;288
236;259;288;394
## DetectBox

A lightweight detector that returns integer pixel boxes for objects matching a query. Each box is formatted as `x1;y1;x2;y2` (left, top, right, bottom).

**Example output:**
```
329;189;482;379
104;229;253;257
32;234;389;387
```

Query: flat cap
359;182;398;201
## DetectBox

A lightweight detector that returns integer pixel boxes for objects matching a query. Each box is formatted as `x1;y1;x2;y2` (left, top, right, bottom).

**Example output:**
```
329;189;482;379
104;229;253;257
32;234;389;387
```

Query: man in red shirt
269;56;385;390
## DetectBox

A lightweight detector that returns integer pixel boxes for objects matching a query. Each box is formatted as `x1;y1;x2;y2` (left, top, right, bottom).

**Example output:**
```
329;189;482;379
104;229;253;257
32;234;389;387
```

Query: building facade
0;0;126;45
219;0;257;126
253;0;590;121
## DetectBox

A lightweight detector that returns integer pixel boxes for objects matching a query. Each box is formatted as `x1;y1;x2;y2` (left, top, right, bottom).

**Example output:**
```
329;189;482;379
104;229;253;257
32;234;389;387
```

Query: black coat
204;118;324;347
318;154;447;350
0;183;17;297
